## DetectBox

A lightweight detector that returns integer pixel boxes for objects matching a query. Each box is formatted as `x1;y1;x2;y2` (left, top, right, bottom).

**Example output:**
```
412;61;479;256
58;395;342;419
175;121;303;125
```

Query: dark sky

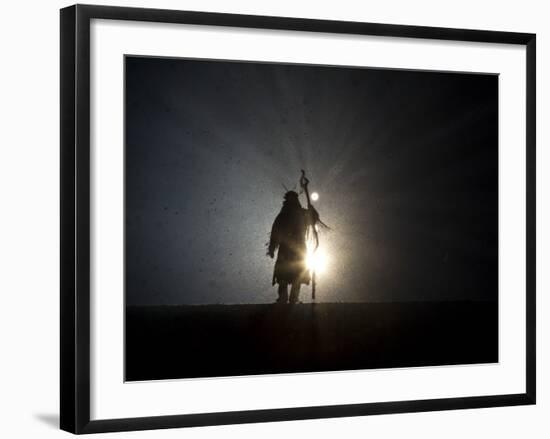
125;56;498;306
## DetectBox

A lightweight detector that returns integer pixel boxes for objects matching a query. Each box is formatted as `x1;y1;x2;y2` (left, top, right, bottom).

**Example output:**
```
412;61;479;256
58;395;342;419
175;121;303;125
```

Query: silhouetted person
267;191;317;304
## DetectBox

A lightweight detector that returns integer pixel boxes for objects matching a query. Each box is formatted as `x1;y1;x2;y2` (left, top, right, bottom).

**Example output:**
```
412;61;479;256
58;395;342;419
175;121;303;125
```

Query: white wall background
0;0;546;437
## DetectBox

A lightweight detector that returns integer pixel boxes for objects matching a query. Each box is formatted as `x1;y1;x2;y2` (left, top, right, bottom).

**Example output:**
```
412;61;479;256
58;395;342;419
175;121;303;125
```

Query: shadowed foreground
126;301;497;381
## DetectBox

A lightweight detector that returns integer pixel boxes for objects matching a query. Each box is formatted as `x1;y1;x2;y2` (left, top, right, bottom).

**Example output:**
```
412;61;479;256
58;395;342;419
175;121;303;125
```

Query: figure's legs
289;282;301;304
277;282;289;303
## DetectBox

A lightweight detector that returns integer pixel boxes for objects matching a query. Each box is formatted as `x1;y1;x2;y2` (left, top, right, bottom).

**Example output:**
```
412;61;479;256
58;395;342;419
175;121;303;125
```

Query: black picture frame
60;4;536;434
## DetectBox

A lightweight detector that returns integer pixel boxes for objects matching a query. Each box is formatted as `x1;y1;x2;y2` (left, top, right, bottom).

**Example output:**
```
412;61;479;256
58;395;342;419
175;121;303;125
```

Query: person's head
283;191;301;209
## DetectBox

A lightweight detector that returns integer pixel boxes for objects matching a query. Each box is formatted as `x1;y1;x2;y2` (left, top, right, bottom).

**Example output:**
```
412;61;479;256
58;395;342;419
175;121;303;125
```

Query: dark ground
125;302;498;381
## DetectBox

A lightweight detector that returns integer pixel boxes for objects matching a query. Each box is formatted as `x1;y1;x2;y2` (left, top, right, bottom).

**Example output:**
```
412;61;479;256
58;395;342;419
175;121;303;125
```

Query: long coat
268;205;312;286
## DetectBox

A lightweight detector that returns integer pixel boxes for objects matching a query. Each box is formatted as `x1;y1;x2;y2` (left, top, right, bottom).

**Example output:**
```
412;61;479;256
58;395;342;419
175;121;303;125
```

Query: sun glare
306;245;328;274
310;192;319;201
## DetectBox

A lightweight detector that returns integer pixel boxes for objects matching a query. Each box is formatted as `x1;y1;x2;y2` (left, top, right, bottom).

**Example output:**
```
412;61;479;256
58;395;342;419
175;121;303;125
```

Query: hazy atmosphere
125;56;498;306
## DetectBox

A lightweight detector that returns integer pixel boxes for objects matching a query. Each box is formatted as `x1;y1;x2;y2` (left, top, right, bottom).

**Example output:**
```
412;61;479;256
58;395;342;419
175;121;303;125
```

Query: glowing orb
311;192;319;201
306;246;328;274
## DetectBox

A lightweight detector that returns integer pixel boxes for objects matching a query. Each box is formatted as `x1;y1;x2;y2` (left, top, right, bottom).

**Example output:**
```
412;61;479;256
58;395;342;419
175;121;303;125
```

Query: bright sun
310;192;319;201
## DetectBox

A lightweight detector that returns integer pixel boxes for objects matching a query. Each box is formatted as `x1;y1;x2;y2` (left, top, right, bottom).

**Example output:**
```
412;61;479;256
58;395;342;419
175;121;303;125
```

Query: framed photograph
60;4;536;434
